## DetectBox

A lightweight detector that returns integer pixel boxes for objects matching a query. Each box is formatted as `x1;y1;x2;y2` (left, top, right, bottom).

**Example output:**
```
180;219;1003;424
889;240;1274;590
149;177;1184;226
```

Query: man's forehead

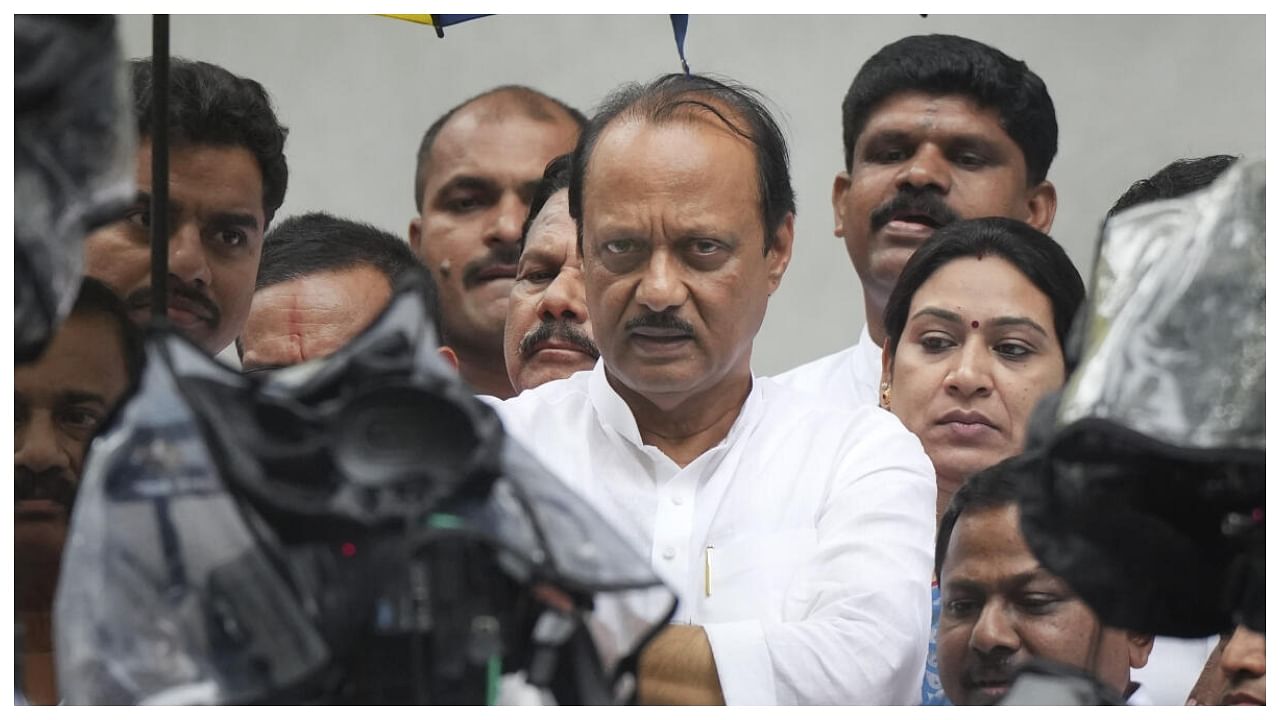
425;112;577;191
16;314;127;395
135;141;267;218
587;115;755;184
525;193;575;252
944;504;1041;576
861;91;1007;137
433;98;576;157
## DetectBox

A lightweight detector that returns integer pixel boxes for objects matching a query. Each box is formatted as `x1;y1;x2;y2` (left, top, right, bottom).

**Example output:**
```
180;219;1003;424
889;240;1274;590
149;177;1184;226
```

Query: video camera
1003;160;1265;704
54;270;675;705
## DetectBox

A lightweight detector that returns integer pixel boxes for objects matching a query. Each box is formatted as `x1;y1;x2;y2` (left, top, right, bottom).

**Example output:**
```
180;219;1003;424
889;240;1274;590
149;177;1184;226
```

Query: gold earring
879;383;892;410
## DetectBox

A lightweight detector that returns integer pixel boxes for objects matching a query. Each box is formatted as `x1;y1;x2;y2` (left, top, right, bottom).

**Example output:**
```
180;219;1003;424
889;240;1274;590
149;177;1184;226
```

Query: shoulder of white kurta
754;375;935;486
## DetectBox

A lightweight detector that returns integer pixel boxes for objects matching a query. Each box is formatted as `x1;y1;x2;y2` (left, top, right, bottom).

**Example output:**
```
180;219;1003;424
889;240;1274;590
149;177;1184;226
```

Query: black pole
150;14;170;326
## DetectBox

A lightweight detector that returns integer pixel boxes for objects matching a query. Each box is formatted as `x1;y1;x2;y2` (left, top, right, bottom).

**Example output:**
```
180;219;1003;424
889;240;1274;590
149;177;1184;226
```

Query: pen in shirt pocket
704;545;714;597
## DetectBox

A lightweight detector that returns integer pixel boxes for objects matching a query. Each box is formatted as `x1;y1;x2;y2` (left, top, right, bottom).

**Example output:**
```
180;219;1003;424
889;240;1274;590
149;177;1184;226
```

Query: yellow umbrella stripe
380;14;438;26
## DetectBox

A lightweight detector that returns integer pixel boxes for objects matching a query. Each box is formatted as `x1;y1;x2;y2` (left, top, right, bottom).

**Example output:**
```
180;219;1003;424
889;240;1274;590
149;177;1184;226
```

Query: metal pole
150;14;170;326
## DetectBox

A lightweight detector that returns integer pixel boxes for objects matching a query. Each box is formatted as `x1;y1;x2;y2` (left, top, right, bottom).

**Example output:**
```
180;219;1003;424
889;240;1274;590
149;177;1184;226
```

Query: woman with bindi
878;217;1085;523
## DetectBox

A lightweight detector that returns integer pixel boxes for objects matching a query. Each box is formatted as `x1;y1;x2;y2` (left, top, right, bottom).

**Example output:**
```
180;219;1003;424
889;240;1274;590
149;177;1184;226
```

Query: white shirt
1131;635;1219;705
772;324;883;409
486;361;936;705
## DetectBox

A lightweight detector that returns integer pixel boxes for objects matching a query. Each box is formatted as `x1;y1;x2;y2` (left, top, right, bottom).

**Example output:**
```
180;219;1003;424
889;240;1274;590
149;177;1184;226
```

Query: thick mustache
869;188;960;232
962;653;1018;688
462;245;522;289
519;319;600;360
125;281;220;326
625;310;695;336
14;467;77;509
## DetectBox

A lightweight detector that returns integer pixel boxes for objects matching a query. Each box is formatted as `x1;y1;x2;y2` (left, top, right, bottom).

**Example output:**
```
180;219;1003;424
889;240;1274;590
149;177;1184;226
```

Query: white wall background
116;14;1265;375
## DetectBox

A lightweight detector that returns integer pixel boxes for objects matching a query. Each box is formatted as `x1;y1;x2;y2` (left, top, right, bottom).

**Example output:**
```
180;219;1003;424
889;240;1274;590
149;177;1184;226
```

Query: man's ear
408;217;423;255
766;212;795;294
1025;180;1057;233
832;171;852;237
1126;631;1155;670
437;345;459;370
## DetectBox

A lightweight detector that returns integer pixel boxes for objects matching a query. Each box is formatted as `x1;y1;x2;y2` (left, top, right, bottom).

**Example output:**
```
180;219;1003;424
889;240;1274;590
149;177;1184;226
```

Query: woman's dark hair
883;217;1085;361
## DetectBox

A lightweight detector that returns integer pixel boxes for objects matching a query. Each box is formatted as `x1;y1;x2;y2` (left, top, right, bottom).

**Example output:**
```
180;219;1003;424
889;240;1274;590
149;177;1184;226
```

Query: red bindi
971;320;980;329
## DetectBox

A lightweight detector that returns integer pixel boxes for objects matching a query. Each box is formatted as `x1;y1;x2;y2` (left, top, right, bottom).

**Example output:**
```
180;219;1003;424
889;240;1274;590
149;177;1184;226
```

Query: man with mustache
86;57;289;357
775;34;1059;408
238;211;457;372
936;458;1154;706
16;278;141;705
488;74;935;705
503;154;599;393
410;86;586;398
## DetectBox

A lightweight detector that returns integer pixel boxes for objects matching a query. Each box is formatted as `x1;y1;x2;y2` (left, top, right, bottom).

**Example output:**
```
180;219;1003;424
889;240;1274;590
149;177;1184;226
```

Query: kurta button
662;546;676;560
672;495;684;506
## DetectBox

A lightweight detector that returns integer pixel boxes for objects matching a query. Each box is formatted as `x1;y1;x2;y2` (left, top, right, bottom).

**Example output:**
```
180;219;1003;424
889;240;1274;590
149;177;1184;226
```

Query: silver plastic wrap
1019;159;1265;639
55;272;675;705
54;342;330;705
1057;159;1265;453
15;15;136;363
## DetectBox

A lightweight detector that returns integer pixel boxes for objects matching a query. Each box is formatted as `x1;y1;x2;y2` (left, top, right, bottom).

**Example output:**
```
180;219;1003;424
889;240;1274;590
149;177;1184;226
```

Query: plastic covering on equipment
15;15;135;363
1019;159;1265;639
55;270;675;705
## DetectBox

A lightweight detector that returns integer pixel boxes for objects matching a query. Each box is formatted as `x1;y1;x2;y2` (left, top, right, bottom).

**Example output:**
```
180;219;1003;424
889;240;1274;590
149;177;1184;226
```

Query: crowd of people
14;27;1263;706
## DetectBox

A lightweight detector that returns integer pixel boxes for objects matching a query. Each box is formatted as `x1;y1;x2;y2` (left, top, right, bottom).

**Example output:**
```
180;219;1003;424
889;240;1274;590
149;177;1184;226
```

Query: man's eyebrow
860;128;917;148
941;577;985;595
209;211;260;230
943;568;1055;595
990;315;1051;339
133;190;184;215
435;175;500;196
909;306;963;324
57;390;108;407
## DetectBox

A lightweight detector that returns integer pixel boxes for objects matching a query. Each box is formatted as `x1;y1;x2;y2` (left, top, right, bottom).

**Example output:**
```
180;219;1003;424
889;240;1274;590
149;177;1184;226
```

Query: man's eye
519;268;557;284
955;153;988;169
602;239;637;255
445;195;485;213
125;208;151;228
691;239;723;256
944;599;980;618
215;229;248;247
870;147;909;164
59;406;102;432
1018;594;1060;614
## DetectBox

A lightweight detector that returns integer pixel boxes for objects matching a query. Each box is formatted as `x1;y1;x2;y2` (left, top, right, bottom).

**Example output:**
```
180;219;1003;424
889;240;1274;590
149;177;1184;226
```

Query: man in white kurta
485;73;936;705
491;363;935;704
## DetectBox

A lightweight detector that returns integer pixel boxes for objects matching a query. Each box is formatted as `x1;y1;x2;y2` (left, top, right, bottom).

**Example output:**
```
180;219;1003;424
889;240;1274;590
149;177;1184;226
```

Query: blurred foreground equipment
1019;159;1265;640
55;270;674;705
15;14;135;363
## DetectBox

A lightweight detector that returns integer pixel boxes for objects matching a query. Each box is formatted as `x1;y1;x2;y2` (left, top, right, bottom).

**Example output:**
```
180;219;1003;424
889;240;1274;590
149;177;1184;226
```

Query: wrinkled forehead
523;191;575;252
583;111;758;201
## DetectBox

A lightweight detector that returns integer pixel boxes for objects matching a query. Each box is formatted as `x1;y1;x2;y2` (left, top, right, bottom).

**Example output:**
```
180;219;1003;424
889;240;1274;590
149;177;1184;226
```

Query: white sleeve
704;425;936;705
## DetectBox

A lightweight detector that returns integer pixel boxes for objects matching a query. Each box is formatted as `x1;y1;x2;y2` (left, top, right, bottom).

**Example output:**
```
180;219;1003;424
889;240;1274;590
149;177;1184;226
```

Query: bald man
409;86;585;398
